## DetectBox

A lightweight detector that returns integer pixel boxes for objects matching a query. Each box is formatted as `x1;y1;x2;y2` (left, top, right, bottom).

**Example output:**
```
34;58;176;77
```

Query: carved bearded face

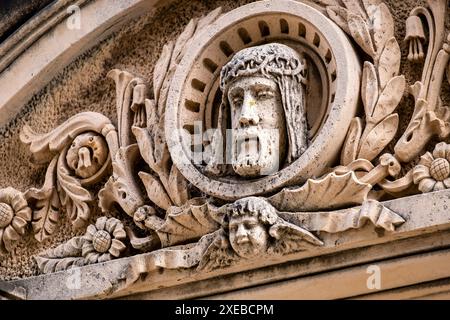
228;76;287;177
216;43;308;178
229;213;269;258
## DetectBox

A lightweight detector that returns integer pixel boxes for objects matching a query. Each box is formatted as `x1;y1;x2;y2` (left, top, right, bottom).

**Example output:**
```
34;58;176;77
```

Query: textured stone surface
2;189;450;300
0;0;258;281
0;0;53;42
0;0;449;288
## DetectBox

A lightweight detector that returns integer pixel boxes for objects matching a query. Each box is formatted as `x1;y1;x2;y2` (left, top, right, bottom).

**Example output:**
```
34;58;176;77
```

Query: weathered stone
0;0;449;301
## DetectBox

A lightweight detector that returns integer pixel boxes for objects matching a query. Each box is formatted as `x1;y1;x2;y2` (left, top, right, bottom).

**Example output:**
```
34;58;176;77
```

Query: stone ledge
2;190;450;300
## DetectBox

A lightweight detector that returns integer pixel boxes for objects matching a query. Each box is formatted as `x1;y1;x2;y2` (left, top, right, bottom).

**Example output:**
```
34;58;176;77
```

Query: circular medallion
166;0;361;200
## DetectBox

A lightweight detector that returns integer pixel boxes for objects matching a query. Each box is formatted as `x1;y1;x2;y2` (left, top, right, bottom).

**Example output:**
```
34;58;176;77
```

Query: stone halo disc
165;0;361;201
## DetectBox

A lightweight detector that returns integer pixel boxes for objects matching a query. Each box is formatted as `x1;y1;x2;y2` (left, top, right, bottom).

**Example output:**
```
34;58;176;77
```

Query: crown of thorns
220;43;307;91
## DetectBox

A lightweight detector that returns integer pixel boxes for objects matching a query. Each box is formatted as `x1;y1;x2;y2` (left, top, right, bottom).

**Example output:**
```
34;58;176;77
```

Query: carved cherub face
228;211;269;258
228;76;287;177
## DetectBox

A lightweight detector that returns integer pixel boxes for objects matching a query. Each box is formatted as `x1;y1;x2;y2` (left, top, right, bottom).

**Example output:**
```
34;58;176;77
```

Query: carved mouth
235;130;260;161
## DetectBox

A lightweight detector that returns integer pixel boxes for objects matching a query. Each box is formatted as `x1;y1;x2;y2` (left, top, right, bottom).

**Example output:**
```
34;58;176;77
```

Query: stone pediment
0;0;450;300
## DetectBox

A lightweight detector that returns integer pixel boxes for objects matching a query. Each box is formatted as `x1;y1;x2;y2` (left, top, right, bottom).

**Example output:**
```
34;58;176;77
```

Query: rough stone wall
0;0;448;280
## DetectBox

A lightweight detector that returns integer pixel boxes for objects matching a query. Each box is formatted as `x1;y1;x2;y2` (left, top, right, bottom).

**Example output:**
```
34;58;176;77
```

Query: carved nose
78;147;92;169
235;225;250;244
239;101;259;126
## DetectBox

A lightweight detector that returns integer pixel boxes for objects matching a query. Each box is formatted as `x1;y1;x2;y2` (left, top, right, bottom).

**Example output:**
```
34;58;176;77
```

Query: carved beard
231;126;280;177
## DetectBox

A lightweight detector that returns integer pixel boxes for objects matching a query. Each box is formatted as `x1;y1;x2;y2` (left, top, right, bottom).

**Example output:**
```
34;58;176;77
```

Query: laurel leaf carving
378;37;401;89
361;62;379;118
359;113;399;161
341;117;363;166
347;13;376;57
371;76;405;123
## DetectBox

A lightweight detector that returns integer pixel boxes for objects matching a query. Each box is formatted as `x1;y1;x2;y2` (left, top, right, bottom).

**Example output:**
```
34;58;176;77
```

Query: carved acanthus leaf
269;171;372;212
155;199;223;248
24;157;60;242
21;112;118;233
20;112;114;163
57;153;92;230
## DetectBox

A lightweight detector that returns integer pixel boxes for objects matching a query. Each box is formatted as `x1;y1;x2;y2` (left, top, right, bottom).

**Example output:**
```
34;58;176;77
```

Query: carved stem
359;164;388;185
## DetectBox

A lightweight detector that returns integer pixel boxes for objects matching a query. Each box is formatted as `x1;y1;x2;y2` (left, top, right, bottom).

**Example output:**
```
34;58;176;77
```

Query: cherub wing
197;229;240;272
268;220;324;255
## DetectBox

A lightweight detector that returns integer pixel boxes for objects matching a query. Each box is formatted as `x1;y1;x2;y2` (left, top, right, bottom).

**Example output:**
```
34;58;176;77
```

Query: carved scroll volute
394;0;450;163
20;112;119;240
98;70;149;218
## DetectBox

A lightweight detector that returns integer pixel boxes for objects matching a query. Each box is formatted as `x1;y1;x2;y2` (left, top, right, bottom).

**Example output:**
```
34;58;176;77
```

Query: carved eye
256;90;274;100
232;96;243;106
244;221;258;229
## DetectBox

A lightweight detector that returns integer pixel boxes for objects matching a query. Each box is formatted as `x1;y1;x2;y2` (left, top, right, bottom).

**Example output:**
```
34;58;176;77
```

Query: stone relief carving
35;217;126;274
206;43;309;177
0;188;31;254
120;196;403;285
0;0;448;282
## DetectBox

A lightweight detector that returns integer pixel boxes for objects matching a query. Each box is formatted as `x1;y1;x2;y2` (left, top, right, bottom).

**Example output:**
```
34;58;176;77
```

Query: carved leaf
171;19;197;66
341;117;363;166
347;13;376;57
20;112;113;164
31;191;60;243
167;166;189;207
195;7;223;34
369;3;394;53
378;37;401;89
57;156;92;230
34;236;85;274
24;157;60;242
153;115;170;171
326;6;351;34
139;172;173;210
132;126;157;172
361;62;379;118
371;76;405;123
359;113;399;161
156;199;222;248
269;171;372;211
342;0;368;20
153;42;174;106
